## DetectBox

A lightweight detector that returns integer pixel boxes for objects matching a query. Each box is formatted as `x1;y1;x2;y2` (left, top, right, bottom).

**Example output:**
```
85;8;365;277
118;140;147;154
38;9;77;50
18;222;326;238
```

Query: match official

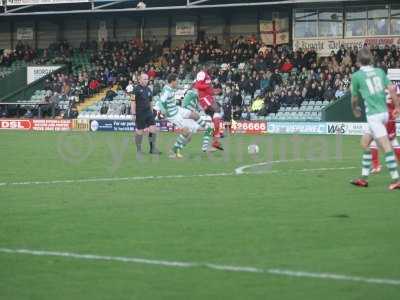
131;73;161;155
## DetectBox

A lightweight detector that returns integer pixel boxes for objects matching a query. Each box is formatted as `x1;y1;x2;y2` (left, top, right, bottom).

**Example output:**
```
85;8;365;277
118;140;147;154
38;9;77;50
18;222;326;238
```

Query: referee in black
131;73;161;155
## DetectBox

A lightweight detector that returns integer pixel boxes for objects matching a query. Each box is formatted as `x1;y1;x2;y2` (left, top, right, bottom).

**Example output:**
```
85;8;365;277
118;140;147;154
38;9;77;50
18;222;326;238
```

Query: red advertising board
0;119;72;131
0;119;32;130
32;119;72;131
230;120;267;134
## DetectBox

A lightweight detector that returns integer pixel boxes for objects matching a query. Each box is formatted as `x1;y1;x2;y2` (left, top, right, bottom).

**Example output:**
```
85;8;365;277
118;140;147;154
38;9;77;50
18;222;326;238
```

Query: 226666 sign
231;120;267;134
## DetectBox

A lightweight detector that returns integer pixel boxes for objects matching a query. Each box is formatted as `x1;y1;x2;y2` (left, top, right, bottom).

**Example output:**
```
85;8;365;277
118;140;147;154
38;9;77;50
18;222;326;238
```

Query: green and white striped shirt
159;85;178;117
183;89;201;112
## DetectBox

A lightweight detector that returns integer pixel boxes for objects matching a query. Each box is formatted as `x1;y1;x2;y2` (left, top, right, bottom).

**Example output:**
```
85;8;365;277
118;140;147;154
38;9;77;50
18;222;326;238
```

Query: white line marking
0;173;234;188
235;159;300;175
0;248;194;268
297;166;356;172
234;158;356;175
0;166;356;188
1;247;399;286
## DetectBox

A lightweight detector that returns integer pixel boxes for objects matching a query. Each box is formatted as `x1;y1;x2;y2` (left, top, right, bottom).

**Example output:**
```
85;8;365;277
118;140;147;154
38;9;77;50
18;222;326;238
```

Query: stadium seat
313;112;320;121
308;100;316;106
250;113;257;120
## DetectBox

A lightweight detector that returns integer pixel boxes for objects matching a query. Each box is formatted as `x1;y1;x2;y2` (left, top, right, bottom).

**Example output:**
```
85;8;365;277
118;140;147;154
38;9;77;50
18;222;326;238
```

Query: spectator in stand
322;81;335;101
335;83;346;99
0;51;13;67
147;66;157;79
223;99;232;123
104;88;117;102
118;76;129;90
107;72;114;87
89;78;101;95
287;89;300;107
306;82;319;101
0;42;38;67
278;90;288;107
231;88;243;107
126;80;134;94
266;92;280;114
270;68;283;88
341;52;352;68
280;57;294;73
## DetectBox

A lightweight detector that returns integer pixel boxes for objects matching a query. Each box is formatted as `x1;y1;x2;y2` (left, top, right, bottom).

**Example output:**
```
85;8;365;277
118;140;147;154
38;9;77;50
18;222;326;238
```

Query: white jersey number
366;76;384;95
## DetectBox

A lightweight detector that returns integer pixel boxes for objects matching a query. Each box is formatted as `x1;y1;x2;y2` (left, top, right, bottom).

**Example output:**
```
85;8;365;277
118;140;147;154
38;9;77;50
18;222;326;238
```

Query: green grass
0;131;399;299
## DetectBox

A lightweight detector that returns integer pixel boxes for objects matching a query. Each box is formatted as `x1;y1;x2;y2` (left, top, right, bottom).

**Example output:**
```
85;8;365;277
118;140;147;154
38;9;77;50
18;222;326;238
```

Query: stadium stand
2;37;400;121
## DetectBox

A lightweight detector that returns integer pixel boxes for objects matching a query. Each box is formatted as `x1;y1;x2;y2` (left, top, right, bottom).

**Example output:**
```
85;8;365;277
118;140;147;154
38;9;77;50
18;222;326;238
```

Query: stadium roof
0;0;366;17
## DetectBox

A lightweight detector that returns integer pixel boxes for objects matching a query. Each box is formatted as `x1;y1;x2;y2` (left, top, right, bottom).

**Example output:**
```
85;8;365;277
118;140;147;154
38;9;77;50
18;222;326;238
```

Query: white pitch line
235;159;302;175
0;247;399;286
0;172;234;188
0;166;357;188
297;166;356;172
234;158;356;175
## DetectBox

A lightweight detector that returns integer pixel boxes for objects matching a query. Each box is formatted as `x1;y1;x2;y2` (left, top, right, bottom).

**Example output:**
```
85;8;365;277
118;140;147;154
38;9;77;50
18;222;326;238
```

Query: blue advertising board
90;119;174;132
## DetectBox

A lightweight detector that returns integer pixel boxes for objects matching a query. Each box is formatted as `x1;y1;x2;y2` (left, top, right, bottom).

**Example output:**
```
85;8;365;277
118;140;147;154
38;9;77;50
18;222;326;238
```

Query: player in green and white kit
183;89;213;152
350;48;400;190
159;74;212;158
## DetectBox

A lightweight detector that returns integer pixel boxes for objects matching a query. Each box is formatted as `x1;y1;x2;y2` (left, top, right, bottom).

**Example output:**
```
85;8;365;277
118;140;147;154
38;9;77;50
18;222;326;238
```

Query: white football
248;144;260;154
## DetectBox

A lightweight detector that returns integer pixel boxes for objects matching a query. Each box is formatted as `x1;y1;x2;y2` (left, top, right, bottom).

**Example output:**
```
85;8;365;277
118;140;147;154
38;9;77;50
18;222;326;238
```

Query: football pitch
0;131;399;299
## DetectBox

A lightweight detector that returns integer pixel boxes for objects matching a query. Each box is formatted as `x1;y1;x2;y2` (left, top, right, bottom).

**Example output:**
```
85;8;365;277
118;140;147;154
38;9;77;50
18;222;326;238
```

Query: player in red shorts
370;83;400;173
193;68;224;150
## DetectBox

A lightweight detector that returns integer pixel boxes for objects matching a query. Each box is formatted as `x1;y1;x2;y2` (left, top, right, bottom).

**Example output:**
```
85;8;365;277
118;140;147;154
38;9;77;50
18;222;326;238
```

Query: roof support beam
94;0;131;10
5;4;36;13
188;0;212;6
0;0;365;17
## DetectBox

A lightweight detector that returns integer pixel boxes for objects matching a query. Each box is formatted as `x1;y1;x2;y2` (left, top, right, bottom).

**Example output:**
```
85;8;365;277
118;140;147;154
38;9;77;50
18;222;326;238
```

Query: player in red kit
194;69;224;150
370;83;400;173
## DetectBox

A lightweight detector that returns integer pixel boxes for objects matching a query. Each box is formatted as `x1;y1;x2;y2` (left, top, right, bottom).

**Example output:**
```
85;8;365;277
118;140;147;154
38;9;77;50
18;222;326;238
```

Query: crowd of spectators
2;35;400;120
0;42;38;67
102;36;400;121
150;37;400;120
0;40;75;68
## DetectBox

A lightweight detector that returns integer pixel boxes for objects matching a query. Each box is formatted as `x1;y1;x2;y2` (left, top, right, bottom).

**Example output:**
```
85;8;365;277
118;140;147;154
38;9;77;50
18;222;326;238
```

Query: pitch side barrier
2;118;399;136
